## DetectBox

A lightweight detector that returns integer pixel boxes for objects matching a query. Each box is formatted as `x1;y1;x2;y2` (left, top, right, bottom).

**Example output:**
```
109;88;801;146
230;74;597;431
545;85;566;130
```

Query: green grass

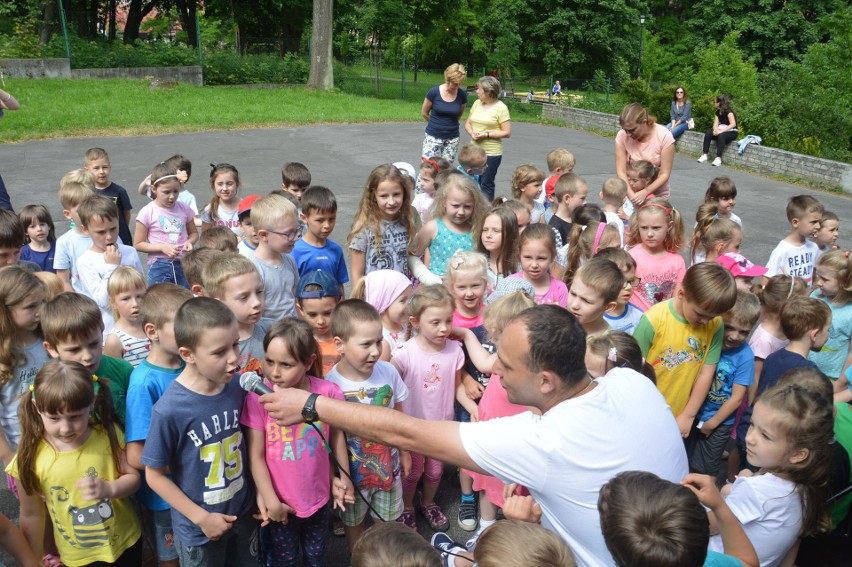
0;76;557;143
0;78;425;142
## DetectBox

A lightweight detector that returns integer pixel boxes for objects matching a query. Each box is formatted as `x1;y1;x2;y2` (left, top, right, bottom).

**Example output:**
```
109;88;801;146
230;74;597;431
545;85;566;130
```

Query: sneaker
431;532;455;553
712;157;722;166
465;531;481;552
432;533;465;567
458;498;478;531
398;508;417;530
697;154;708;163
420;501;450;531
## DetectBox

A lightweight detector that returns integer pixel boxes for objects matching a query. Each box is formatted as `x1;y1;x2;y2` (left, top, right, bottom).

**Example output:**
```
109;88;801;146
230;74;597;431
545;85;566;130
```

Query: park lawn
0;78;426;142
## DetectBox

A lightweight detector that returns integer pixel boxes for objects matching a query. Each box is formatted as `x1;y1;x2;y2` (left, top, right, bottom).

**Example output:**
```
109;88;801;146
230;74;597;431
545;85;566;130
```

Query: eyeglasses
267;229;299;241
624;277;641;288
675;90;684;94
469;163;488;173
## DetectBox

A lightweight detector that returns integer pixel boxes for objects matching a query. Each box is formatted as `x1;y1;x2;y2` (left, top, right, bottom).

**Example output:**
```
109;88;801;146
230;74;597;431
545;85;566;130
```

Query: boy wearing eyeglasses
249;192;301;320
596;247;645;335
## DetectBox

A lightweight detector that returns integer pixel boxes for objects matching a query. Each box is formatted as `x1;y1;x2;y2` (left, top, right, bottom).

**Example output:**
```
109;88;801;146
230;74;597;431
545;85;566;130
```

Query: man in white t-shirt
261;305;688;567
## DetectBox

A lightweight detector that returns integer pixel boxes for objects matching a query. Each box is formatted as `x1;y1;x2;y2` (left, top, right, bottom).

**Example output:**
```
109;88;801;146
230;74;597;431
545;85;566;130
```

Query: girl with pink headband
625;197;686;311
350;270;413;360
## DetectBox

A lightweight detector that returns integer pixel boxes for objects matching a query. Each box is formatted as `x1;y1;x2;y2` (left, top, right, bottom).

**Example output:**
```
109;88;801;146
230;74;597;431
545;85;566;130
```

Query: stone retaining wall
542;104;852;194
1;59;202;86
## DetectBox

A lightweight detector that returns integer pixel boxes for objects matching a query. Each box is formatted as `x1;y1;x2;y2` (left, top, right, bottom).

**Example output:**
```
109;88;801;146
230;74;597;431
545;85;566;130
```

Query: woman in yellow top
464;76;511;202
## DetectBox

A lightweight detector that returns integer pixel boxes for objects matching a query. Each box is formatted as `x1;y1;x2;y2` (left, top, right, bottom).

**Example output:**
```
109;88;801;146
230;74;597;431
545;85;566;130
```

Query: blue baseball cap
296;270;341;299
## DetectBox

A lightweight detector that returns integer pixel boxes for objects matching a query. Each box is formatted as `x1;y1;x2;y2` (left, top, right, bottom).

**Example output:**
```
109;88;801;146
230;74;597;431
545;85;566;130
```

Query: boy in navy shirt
142;298;257;567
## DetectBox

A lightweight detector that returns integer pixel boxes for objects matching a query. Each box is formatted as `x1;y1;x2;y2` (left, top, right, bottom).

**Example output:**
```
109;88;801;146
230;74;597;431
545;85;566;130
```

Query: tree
307;0;334;90
174;0;198;46
124;0;159;43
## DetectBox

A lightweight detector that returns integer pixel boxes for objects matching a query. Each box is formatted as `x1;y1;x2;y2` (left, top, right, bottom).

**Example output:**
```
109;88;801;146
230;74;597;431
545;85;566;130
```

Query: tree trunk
307;0;334;90
108;0;117;41
175;0;198;46
123;0;157;43
39;0;56;46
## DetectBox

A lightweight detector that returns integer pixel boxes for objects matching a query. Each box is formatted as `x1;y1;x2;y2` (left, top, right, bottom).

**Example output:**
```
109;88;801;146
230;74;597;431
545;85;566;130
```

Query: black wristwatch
302;393;320;423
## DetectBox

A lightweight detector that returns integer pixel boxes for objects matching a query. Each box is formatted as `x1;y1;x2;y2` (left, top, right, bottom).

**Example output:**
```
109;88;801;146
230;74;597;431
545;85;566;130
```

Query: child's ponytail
752;275;807;314
757;383;834;536
690;203;740;263
17;360;122;495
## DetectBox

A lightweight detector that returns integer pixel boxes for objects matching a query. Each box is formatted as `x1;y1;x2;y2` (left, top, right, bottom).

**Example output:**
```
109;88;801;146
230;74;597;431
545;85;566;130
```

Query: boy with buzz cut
687;290;760;477
635;262;738;438
250;193;300;321
291;186;349;293
126;283;194;567
548;173;589;244
296;269;343;376
281;162;312;204
181;246;218;297
54;173;96;291
567;257;625;339
41;292;134;424
456;143;487;186
76;195;144;332
596;248;644;335
84;147;134;245
202;253;267;376
536;147;575;214
764;194;824;285
599;177;628;245
324;299;410;552
599;471;760;567
142;297;257;567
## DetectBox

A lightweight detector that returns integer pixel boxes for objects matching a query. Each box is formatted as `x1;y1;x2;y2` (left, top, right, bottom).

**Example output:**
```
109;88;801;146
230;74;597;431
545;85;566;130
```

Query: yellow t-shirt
7;425;141;566
468;99;510;156
634;299;723;416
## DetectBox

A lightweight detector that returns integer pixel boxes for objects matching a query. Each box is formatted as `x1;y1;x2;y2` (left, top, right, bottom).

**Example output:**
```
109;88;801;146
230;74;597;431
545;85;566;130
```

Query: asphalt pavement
0;121;849;566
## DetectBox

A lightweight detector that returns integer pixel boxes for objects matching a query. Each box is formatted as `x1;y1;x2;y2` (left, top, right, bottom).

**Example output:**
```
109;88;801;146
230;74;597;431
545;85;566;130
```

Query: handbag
687;118;695;130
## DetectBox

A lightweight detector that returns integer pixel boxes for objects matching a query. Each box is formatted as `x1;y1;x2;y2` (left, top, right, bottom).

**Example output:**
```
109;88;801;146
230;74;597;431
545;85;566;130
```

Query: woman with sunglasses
667;86;691;140
614;103;676;206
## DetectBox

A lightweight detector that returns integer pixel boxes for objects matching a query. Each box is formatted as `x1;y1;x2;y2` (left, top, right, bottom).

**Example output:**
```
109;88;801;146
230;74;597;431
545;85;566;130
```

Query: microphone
239;371;273;396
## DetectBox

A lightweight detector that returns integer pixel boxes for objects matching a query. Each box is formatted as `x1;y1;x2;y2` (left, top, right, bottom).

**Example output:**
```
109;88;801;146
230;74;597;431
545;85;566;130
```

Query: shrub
202;52;308;86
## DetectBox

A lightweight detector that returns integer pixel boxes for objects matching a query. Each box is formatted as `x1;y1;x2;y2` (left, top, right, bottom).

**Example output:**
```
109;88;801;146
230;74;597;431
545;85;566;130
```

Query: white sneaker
697;154;708;163
712;157;722;166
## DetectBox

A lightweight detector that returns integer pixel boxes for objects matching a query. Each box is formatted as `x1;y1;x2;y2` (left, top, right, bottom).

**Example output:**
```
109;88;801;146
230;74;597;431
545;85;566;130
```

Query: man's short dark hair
512;305;587;386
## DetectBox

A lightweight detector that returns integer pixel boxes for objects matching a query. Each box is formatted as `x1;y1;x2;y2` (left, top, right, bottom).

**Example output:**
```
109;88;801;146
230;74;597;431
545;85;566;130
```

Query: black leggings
703;130;738;158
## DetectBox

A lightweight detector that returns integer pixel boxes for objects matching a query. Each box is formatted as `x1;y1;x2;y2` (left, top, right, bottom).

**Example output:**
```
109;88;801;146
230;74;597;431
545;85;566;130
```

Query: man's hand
501;483;541;523
259;388;311;426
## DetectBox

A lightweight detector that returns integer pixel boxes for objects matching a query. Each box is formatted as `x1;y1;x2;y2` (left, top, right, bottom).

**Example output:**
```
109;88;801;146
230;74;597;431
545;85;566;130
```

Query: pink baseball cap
716;253;768;278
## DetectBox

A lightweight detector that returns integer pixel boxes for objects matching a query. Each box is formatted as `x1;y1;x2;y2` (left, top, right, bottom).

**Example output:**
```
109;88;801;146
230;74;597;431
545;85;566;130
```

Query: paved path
0;122;849;566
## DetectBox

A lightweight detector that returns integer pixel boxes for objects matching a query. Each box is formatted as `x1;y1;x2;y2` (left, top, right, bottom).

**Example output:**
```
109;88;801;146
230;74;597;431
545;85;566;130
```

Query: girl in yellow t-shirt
7;360;141;567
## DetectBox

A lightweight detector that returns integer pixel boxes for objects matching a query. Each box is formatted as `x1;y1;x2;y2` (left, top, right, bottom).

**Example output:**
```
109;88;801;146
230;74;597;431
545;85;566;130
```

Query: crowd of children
0;141;848;567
